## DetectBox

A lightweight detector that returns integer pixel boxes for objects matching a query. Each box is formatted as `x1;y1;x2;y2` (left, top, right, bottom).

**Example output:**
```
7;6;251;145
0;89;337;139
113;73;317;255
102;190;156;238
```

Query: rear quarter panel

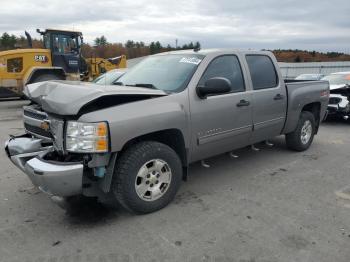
282;80;329;134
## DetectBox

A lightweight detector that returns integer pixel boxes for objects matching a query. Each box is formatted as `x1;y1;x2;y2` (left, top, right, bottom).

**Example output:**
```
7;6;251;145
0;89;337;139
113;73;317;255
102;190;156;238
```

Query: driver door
190;55;253;162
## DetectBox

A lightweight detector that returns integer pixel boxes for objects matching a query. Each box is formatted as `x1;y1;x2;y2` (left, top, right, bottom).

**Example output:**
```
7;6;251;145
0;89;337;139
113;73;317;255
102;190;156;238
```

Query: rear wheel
286;111;316;151
112;141;183;214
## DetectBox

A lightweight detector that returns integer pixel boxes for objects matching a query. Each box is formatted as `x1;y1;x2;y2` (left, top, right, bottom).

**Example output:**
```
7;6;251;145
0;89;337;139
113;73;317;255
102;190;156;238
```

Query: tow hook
94;167;106;178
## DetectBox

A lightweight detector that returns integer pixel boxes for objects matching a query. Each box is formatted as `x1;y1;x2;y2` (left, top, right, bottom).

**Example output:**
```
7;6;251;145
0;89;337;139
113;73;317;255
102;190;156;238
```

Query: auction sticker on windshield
179;57;202;65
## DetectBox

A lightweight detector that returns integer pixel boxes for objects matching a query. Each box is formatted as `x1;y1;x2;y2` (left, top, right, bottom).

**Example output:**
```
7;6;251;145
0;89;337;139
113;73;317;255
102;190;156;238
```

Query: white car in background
322;72;350;120
295;74;325;81
93;69;127;85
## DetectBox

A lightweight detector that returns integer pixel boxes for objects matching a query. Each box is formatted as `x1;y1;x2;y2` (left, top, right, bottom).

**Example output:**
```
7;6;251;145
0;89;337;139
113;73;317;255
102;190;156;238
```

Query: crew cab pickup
5;50;329;214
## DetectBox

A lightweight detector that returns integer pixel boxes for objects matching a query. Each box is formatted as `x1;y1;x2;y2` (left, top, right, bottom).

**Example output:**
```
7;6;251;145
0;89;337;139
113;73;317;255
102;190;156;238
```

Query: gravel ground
0;99;349;262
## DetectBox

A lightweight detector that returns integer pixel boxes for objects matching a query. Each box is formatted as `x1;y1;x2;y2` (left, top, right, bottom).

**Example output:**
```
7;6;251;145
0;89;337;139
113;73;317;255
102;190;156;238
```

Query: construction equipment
85;56;127;81
0;29;126;98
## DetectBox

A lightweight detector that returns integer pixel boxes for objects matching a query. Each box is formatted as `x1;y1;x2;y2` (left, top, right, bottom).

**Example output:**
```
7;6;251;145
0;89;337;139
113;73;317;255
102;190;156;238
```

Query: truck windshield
116;54;204;92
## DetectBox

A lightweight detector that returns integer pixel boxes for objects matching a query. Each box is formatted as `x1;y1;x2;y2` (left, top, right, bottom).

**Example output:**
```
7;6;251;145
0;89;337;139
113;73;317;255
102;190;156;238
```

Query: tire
286;111;316;151
112;141;183;214
33;74;61;83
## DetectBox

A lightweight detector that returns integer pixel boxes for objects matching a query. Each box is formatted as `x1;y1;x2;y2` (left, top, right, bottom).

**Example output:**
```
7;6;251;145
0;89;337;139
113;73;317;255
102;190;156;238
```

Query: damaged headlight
65;121;109;153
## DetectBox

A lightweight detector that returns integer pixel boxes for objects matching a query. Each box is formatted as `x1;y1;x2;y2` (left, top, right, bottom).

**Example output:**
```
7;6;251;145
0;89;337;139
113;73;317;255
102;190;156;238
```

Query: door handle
236;99;250;107
274;94;284;100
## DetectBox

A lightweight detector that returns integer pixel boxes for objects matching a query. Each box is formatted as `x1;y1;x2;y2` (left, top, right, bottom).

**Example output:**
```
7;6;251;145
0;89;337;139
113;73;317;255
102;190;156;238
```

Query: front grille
23;108;47;120
24;123;51;139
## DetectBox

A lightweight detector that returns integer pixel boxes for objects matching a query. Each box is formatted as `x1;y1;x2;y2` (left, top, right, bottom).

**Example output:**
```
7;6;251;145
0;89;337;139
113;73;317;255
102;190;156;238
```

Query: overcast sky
1;0;349;52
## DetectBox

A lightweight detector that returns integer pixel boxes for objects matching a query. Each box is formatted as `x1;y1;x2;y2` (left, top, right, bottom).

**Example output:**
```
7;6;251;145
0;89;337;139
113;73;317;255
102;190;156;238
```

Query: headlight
65;121;109;153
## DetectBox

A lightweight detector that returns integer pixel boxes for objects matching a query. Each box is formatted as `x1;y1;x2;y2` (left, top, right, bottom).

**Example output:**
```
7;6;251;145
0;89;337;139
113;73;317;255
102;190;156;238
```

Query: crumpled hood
24;80;167;116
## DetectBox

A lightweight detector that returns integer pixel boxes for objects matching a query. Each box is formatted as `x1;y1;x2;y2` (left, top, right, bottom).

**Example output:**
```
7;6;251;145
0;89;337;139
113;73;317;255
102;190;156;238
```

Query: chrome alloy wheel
135;159;172;201
300;120;312;145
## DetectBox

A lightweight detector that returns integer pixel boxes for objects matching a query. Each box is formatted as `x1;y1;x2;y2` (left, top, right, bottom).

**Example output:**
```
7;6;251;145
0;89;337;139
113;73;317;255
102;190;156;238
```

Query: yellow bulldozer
0;29;126;98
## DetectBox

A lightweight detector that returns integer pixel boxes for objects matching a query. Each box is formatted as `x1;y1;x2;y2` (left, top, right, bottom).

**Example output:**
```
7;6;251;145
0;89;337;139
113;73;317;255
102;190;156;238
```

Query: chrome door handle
236;100;250;107
274;94;284;100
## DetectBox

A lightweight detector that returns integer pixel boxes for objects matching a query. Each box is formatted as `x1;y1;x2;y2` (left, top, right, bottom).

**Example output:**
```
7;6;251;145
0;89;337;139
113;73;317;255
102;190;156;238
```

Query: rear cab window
246;55;278;90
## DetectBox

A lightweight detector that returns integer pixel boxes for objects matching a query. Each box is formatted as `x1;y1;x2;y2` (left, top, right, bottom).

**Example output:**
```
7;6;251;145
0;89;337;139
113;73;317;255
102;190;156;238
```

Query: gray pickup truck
5;49;329;214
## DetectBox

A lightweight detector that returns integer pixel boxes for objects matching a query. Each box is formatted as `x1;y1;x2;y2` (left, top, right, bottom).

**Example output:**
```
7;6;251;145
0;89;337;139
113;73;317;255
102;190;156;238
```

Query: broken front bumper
5;135;83;197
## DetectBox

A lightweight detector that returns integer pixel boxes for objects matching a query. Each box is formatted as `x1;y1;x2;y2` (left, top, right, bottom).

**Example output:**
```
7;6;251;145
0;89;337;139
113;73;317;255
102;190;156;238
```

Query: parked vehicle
0;29;127;98
92;69;127;85
295;74;325;81
5;49;329;214
322;72;350;120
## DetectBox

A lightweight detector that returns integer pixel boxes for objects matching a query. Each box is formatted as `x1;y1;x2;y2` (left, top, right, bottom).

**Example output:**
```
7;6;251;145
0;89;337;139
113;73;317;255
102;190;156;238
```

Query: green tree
155;41;162;53
94;35;108;46
194;41;201;50
149;42;156;54
125;40;135;48
134;41;145;48
0;32;17;49
294;55;302;62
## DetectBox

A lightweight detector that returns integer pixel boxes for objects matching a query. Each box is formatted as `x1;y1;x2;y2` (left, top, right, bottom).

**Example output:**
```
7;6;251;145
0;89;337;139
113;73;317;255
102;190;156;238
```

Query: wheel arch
118;128;189;180
301;102;321;133
283;100;322;134
24;67;66;85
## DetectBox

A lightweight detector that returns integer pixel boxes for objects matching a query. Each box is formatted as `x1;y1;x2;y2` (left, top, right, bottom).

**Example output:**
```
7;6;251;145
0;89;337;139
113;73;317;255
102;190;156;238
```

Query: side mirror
197;77;232;98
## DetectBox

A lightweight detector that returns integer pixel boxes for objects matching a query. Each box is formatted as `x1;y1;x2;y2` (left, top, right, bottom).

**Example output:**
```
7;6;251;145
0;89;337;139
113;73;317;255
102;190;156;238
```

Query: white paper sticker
179;57;202;65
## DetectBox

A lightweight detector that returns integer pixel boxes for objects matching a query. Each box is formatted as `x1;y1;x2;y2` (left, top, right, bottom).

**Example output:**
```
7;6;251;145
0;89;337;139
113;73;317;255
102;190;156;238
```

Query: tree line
1;32;349;62
0;32;43;50
271;49;350;62
91;35;201;58
0;32;201;59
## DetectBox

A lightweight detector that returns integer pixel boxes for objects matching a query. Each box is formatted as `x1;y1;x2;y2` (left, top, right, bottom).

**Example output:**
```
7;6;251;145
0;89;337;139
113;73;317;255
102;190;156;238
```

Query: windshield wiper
127;83;158;90
113;82;158;90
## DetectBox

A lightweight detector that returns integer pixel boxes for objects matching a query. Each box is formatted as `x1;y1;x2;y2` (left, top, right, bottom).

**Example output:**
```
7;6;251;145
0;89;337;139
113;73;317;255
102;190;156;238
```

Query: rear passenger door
245;54;287;143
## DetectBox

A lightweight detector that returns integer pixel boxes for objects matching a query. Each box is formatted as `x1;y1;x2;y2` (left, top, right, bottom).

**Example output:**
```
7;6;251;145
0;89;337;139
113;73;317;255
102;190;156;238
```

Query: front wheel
285;111;316;151
112;141;183;214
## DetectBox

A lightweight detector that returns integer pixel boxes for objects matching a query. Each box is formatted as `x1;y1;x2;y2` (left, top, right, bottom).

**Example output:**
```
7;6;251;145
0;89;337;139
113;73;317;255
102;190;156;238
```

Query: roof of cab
155;48;271;56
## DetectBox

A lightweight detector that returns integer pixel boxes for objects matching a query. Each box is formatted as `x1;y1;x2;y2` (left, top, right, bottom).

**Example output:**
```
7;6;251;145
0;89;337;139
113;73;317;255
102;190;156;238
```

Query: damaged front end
5;104;117;203
5;80;168;206
5;134;84;197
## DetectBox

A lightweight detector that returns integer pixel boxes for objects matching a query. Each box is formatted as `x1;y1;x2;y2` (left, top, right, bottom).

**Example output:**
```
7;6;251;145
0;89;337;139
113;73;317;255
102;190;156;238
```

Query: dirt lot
0;99;349;262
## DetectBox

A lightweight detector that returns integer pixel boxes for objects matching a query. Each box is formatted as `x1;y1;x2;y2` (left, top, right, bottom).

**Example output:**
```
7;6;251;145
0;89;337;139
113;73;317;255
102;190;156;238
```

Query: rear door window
246;55;278;90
